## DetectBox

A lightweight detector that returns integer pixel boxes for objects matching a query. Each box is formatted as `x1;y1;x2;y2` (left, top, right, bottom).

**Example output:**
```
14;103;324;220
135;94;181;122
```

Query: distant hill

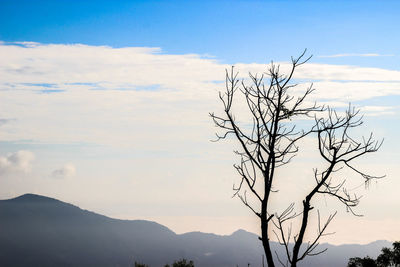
0;194;391;267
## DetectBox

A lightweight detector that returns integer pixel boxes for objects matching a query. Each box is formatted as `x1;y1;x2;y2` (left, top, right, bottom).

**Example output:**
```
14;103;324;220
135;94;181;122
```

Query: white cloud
310;81;400;101
0;150;35;175
51;163;76;178
0;118;15;126
0;42;399;148
361;105;394;112
359;105;397;116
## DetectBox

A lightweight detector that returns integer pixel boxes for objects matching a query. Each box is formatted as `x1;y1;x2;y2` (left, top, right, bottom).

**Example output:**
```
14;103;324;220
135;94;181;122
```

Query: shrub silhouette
348;256;377;267
164;258;195;267
347;241;400;267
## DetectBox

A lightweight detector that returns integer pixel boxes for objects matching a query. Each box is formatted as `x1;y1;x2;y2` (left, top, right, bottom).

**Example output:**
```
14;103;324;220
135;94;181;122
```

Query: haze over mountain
0;194;391;267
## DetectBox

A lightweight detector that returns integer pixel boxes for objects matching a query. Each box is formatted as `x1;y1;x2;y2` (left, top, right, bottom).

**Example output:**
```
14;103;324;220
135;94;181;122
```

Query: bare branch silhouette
210;51;383;267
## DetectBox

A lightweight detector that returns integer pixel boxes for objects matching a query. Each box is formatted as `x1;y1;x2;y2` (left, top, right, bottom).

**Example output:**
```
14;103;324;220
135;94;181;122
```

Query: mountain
0;194;391;267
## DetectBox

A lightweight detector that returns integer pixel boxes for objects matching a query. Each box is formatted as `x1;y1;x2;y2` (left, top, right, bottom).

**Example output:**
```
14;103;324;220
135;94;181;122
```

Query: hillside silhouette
0;194;390;267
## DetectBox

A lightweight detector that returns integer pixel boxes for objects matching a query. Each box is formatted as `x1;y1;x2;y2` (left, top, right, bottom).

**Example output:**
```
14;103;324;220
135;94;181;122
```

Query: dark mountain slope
0;194;177;267
0;194;391;267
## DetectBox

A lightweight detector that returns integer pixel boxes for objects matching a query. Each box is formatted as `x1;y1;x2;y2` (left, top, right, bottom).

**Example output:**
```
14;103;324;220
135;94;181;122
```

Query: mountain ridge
0;193;392;267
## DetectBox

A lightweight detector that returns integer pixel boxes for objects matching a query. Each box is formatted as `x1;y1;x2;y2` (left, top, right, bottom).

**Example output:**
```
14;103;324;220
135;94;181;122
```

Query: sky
0;0;399;245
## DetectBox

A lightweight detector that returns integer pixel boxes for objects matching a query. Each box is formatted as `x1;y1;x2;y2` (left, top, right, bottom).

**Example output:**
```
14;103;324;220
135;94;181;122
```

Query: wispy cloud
0;118;15;126
359;105;397;116
0;42;399;147
51;163;76;178
319;53;395;58
0;150;35;175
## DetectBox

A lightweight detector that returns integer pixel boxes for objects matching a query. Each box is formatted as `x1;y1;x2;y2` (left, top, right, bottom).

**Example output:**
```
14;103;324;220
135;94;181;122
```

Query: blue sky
0;0;399;244
1;0;400;67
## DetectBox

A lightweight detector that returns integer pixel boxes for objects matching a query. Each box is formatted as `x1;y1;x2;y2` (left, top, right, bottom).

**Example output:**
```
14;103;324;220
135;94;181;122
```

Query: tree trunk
261;212;275;267
290;199;311;267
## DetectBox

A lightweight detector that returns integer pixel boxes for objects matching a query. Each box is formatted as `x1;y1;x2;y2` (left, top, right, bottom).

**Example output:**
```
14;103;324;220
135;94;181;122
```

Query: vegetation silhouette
348;241;400;267
164;258;195;267
134;258;195;267
210;51;384;267
134;262;149;267
348;256;377;267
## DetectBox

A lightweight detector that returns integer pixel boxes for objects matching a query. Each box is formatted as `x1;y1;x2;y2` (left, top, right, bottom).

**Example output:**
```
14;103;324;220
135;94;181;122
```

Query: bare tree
210;51;383;267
